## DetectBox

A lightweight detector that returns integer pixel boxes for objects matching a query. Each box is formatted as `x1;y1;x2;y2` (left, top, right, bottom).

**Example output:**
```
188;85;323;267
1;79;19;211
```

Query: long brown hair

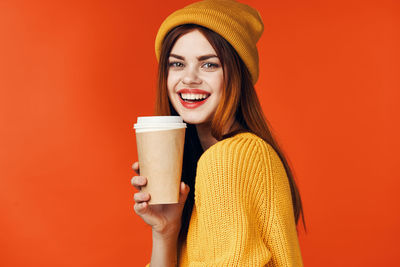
156;24;306;246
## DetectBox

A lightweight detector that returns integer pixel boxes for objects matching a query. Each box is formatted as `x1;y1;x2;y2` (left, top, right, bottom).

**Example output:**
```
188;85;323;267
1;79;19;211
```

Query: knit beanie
155;0;264;84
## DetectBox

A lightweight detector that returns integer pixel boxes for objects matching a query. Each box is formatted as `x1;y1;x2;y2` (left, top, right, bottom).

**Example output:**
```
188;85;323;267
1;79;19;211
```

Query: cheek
167;72;178;93
167;74;179;105
212;72;224;96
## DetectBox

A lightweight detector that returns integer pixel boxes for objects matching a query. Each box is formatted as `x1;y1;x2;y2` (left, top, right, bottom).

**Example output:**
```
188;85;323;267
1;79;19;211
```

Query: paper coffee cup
134;116;186;204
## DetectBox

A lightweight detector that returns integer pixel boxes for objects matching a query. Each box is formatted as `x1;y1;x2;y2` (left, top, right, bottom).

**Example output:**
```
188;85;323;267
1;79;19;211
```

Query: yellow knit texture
178;132;303;266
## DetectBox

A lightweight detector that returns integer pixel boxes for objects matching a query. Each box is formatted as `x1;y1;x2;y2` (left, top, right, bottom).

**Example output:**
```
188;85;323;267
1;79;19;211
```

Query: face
167;30;224;125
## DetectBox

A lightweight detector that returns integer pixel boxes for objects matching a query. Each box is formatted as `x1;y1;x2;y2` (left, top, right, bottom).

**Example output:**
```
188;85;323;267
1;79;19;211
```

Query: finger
134;202;149;215
131;176;147;190
178;182;190;204
134;192;150;203
133;202;160;227
132;162;140;175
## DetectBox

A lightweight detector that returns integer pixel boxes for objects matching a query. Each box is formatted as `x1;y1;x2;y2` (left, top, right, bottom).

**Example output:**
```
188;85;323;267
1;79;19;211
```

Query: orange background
1;0;399;266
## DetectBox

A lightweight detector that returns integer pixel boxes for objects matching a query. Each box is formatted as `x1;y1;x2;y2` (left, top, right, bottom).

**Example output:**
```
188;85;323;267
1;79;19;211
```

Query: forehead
170;30;217;57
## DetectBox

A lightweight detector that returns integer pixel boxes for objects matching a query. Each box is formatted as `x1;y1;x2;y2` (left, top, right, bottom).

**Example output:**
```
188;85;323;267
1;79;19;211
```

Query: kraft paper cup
134;116;186;204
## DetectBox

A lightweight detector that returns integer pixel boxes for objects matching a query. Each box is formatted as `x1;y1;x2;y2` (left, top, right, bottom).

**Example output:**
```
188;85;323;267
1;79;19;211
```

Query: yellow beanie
155;0;264;84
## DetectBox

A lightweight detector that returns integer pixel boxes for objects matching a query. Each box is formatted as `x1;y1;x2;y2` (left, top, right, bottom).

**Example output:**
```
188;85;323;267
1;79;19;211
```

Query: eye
202;62;219;69
169;61;184;68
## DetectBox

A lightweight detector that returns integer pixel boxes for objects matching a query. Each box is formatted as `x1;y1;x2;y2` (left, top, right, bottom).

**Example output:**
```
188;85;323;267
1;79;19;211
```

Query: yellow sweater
179;133;303;267
147;132;303;266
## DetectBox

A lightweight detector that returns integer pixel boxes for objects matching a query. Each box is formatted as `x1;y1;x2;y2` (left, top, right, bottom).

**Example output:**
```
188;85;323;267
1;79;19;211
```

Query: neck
195;119;242;151
196;122;217;151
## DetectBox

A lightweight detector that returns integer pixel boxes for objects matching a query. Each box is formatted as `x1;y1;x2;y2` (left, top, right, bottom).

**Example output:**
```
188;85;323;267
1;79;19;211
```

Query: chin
179;113;212;125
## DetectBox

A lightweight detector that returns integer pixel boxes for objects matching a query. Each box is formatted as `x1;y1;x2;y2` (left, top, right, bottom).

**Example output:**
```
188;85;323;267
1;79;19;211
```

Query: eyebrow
169;53;218;61
198;54;218;61
169;54;184;60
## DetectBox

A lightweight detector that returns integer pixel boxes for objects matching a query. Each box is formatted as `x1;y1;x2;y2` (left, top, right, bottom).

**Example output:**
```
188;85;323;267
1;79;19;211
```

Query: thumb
178;182;190;204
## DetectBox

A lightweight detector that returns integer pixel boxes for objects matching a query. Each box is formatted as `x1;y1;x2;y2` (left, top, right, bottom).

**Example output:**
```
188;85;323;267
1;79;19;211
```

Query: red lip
177;88;210;94
179;97;208;109
177;88;210;109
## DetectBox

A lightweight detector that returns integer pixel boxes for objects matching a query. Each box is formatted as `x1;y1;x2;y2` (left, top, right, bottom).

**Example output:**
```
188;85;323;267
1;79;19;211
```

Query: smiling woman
131;0;305;266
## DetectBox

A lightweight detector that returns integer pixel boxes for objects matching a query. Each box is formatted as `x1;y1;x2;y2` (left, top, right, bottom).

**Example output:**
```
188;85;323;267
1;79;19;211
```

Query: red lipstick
177;88;210;109
177;89;210;94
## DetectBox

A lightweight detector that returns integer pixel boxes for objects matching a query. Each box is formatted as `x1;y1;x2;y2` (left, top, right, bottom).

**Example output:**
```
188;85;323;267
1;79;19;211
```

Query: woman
131;0;305;266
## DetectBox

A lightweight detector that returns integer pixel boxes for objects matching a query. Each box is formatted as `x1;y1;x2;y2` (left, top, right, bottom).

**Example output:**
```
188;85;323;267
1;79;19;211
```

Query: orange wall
0;0;399;266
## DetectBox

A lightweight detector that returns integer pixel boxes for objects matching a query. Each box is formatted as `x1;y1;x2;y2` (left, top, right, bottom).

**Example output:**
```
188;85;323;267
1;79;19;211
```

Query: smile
177;89;210;109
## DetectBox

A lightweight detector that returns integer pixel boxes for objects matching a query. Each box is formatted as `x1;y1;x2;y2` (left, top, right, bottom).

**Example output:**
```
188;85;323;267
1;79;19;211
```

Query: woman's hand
131;161;190;239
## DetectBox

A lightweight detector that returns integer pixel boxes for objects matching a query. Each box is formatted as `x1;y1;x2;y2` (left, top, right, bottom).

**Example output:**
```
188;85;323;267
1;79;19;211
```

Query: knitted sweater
178;132;303;266
147;132;303;266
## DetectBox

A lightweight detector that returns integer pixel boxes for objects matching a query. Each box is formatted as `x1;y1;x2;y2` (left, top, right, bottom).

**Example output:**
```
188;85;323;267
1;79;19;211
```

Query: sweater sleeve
184;134;303;266
260;140;303;267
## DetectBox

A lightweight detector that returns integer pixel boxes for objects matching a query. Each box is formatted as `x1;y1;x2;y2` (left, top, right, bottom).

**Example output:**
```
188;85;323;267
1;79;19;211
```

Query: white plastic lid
134;116;186;132
137;116;184;124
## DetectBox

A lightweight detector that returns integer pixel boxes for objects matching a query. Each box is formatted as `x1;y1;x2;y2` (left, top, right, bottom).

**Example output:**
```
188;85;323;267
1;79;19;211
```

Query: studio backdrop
0;0;398;266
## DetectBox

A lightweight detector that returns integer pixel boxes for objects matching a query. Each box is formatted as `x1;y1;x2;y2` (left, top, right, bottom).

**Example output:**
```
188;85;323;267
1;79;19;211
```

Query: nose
182;66;202;85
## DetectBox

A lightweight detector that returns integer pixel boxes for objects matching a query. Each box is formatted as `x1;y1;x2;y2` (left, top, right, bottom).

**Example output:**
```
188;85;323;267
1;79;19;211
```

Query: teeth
181;93;208;100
